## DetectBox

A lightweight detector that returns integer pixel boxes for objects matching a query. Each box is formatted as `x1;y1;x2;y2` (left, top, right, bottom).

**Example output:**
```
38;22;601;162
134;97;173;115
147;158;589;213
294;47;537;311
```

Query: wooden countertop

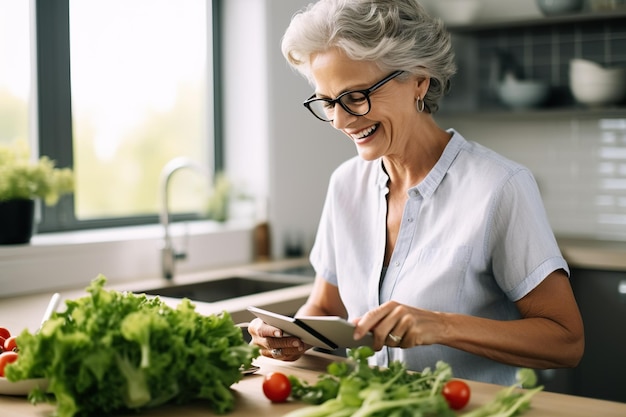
2;350;626;416
557;236;626;271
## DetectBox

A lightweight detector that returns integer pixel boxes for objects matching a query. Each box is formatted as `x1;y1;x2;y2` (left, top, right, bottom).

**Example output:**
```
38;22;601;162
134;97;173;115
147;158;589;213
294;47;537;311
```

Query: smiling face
309;48;425;161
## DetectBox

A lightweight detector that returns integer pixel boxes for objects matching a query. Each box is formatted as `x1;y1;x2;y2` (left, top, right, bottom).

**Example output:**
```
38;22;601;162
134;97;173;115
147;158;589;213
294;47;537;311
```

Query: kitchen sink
265;264;316;277
137;273;313;304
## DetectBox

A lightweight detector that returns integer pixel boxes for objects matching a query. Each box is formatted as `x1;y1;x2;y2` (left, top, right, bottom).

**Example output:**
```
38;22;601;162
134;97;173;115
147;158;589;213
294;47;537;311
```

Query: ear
415;77;430;100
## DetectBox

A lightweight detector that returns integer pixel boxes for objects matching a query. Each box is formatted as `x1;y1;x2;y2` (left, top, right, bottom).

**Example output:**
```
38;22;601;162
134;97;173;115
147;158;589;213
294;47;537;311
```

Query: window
4;0;221;233
0;0;31;149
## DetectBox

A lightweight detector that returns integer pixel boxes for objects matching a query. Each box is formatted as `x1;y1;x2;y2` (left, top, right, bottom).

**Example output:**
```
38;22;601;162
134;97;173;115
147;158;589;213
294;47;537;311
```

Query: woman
248;0;584;385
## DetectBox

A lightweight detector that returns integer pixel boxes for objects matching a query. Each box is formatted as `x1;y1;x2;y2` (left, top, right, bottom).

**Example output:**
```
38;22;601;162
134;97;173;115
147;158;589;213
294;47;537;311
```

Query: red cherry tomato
262;372;292;403
0;328;11;353
442;379;471;410
0;351;19;377
0;327;10;340
3;336;18;352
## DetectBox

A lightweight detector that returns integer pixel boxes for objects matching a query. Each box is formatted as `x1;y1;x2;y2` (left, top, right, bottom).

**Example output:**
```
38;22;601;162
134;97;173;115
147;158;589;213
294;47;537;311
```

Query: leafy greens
286;346;455;417
285;346;543;417
5;275;259;416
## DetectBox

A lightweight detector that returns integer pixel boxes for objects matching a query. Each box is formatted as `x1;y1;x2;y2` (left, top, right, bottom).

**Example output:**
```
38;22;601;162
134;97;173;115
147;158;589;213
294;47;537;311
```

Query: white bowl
536;0;584;15
570;58;604;73
498;77;550;109
423;0;482;25
570;59;626;81
570;60;626;106
570;79;626;106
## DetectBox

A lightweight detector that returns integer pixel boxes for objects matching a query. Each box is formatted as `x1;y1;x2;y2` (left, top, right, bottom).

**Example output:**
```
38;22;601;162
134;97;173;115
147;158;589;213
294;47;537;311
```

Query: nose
331;103;357;129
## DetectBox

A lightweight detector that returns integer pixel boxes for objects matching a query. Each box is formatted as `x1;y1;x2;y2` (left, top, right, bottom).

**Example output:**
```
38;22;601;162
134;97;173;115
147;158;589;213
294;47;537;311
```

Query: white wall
222;0;269;203
222;0;354;260
267;1;355;258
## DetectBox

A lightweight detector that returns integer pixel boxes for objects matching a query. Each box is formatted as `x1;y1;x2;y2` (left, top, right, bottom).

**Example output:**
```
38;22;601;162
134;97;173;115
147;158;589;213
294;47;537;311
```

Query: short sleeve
489;168;569;301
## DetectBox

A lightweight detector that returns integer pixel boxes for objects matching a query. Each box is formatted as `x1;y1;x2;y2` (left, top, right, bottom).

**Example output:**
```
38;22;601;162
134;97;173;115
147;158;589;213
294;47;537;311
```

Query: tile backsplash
438;115;626;241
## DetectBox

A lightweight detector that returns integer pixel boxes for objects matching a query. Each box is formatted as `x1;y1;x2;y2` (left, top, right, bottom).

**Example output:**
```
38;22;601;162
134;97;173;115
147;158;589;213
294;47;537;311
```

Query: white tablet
247;306;374;350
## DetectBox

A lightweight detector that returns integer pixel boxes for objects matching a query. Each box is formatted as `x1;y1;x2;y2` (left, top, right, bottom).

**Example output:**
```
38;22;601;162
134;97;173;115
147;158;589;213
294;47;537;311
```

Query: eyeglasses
303;70;404;122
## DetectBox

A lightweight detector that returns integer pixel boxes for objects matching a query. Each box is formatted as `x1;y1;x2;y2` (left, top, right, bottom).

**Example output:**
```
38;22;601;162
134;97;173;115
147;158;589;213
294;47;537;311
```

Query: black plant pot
0;199;35;244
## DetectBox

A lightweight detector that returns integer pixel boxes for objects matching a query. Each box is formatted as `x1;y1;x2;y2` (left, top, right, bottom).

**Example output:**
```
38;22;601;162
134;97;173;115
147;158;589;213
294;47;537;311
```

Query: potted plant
0;141;74;244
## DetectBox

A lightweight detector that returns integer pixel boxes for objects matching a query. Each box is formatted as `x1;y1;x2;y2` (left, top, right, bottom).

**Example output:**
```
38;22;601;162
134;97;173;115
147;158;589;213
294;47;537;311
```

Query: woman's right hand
247;317;309;361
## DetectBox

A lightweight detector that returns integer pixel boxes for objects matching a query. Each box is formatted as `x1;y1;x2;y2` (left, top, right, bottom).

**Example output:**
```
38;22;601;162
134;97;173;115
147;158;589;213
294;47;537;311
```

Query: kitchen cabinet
569;267;626;403
439;10;626;117
538;266;626;403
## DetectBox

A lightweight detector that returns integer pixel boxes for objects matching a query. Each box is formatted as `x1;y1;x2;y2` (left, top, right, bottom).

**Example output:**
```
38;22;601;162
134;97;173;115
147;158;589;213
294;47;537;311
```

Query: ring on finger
388;333;402;343
270;348;283;358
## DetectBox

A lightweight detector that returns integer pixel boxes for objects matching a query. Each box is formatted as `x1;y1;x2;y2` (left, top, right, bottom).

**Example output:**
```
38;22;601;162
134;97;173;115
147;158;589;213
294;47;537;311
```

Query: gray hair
281;0;457;113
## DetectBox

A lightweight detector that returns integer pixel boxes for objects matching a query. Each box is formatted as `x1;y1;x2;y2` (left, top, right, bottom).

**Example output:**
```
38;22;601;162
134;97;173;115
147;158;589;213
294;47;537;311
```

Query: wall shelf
447;10;626;33
437;106;626;120
441;11;626;116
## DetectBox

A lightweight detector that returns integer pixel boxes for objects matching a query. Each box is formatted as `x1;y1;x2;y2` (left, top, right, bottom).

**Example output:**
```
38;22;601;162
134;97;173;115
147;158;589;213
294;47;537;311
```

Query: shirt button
407;218;413;222
394;261;400;267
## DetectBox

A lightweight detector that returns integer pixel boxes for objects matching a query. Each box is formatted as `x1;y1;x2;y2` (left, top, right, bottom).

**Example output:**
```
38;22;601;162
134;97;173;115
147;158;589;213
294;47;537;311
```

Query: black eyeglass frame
303;70;405;122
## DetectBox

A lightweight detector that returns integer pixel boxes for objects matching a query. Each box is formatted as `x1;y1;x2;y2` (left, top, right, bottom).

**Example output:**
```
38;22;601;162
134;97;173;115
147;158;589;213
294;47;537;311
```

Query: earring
416;97;425;113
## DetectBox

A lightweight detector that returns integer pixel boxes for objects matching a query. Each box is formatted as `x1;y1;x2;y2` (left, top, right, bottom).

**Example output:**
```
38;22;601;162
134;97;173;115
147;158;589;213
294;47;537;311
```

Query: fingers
387;332;403;344
354;302;411;349
248;318;309;361
248;317;283;339
353;302;394;341
259;341;308;362
259;336;307;359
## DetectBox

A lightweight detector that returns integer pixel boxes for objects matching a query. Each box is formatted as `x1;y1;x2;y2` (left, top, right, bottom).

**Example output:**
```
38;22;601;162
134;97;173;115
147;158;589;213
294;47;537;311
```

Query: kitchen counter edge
558;236;626;272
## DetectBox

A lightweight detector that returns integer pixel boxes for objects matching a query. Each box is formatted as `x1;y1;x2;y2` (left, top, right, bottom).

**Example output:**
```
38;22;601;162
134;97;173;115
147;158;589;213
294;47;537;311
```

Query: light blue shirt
309;130;568;385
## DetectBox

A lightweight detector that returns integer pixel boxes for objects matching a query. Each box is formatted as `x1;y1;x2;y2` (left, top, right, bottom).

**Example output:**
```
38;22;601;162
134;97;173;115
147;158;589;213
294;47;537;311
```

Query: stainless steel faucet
159;157;208;280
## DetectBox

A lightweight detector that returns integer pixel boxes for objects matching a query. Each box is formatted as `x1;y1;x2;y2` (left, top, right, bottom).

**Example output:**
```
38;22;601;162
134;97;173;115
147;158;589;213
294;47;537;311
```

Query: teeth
351;124;378;140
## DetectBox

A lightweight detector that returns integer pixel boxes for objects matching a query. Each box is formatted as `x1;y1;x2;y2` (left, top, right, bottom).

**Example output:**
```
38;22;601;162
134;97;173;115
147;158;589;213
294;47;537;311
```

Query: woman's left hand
353;300;443;350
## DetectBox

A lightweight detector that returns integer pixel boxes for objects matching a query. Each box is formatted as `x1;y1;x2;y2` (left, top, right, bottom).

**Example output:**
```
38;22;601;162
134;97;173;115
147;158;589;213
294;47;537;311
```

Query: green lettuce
5;275;258;416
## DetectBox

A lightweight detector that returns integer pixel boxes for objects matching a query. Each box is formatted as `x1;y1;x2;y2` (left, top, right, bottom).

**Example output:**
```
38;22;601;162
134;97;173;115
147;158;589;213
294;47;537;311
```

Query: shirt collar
375;129;466;198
